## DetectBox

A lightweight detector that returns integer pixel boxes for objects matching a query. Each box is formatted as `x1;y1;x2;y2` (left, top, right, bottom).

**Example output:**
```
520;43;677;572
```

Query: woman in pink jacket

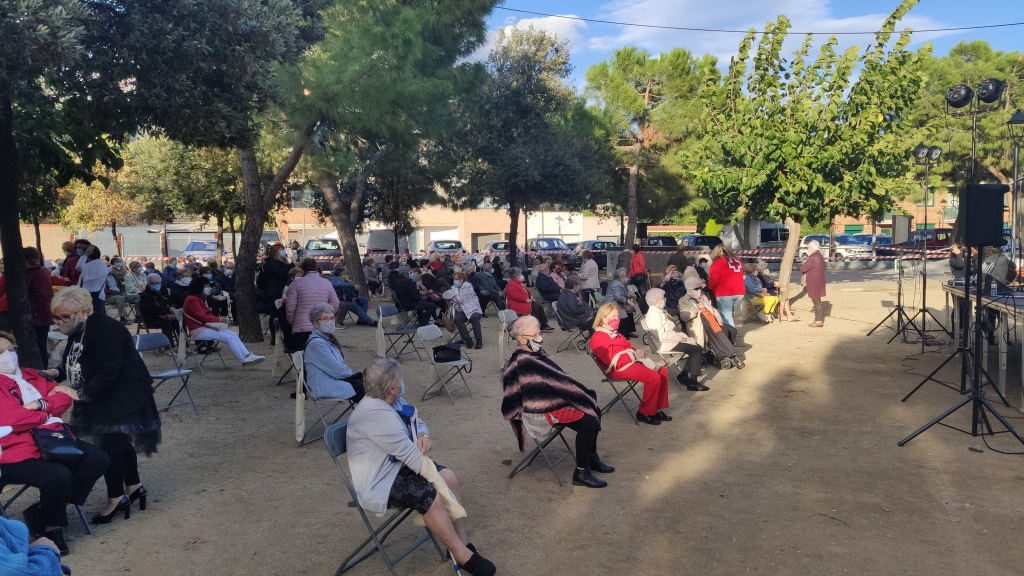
285;259;340;347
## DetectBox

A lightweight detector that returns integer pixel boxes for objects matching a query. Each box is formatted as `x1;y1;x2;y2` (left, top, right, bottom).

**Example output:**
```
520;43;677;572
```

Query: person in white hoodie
643;288;708;391
346;359;496;575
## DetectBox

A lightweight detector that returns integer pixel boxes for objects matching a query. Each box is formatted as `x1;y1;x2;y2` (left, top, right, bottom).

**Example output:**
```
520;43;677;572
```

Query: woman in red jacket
504;268;553;332
182;277;264;365
0;331;109;555
588;303;670;426
707;244;745;327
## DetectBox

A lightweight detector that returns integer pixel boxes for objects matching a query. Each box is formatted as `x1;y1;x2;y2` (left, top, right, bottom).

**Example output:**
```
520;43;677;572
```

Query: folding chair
377;305;422;362
134;333;197;413
0;484;93;535
551;302;588;354
269;318;302;387
585;344;642;426
323;421;446;576
497;309;519;363
502;373;576;486
173;309;228;375
416;325;471;404
637;316;692;385
295;351;355;446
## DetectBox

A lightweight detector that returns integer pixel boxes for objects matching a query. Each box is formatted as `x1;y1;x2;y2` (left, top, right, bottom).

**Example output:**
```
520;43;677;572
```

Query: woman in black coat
48;287;161;525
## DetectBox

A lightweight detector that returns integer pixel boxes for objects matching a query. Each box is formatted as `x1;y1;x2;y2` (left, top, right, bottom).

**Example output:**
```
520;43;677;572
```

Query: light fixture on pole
906;144;945;351
1008;109;1024;290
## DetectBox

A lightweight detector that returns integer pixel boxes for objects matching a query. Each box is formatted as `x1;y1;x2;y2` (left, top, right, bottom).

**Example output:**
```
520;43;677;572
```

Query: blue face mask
206;274;213;280
279;250;287;259
115;262;125;268
76;248;84;256
400;381;405;396
452;280;460;288
408;273;415;280
150;284;162;291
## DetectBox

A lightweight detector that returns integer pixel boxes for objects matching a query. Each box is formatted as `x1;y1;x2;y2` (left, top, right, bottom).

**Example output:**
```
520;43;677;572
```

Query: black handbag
432;343;462;364
30;425;84;465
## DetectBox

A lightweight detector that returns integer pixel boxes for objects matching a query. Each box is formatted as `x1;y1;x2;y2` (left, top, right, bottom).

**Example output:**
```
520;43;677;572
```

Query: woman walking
707;244;745;327
799;240;827;327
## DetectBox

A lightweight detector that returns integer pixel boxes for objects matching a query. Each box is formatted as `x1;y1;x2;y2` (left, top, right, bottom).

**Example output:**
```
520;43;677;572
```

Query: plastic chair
323;421;446;576
134;333;197;413
416;325;471;405
294;351;355;446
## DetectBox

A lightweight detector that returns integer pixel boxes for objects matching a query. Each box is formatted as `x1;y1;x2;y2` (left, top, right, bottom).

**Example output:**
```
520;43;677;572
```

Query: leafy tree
685;0;926;298
585;47;718;244
62;178;145;243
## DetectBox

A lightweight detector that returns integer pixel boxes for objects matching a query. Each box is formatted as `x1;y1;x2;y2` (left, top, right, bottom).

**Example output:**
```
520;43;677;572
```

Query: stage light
945;84;973;109
976;78;1005;104
912;144;928;160
927;146;942;161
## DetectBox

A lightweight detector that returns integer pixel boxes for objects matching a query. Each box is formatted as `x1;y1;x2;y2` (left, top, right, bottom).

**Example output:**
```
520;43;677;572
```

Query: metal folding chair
585;344;642;426
416;325;472;404
501;372;576;487
551;302;588;354
637;316;684;371
377;305;422;362
323;421;446;576
0;484;93;535
173;309;228;375
295;351;356;446
134;333;197;413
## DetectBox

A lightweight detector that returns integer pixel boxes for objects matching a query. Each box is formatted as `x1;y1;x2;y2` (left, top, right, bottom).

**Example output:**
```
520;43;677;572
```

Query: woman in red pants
588;303;671;426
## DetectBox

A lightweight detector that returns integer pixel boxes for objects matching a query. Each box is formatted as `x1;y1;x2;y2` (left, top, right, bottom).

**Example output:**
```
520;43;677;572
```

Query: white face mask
0;350;17;374
319;320;336;334
57;315;86;335
527;336;543;352
225;269;234;277
178;277;192;287
203;286;212;296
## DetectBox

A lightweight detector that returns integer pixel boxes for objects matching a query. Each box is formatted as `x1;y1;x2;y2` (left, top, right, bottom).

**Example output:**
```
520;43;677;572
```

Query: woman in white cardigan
643;288;708;391
346;359;495;576
442;271;484;349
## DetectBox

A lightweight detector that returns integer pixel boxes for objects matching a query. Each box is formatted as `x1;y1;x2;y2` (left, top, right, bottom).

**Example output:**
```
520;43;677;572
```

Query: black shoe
22;503;44;537
460;551;497;576
465;338;475;349
128;485;148;511
623;332;638;339
655;410;673;422
540;326;555;333
588;453;615;473
44;528;69;556
686;379;709;391
636;411;661;425
91;496;130;525
473;340;483;349
572;467;608;488
370;320;378;327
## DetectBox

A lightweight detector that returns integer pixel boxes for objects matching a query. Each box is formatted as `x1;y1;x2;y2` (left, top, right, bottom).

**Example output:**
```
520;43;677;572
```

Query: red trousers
611;363;669;416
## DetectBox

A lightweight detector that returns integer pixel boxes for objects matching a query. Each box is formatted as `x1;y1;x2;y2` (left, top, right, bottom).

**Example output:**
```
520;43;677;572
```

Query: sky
480;0;1023;87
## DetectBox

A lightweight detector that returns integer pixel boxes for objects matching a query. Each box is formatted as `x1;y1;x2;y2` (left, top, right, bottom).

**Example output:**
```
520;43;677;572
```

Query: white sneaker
242;354;265;365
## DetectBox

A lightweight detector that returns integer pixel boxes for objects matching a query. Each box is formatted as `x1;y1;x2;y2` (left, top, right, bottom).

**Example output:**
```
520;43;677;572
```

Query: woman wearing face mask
0;330;110;555
48;287;161;531
602;268;638;339
500;315;611;488
504;268;553;332
642;288;708;391
442;272;483;349
257;244;294;344
347;359;495;575
181;277;264;365
589;303;671;426
166;267;192;309
75;245;107;315
679;277;744;370
215;262;237;323
302;303;365;402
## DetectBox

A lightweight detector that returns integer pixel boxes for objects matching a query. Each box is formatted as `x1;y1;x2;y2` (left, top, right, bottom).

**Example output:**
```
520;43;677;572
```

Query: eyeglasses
54;314;78;324
0;345;17;353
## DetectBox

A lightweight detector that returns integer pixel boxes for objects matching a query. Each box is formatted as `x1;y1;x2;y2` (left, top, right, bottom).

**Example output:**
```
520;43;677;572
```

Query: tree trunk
111;220;118;254
736;212;753;250
777;216;802;301
33;215;41;251
216;214;224;266
229;216;237;258
624;161;639;246
507;198;519;268
0;94;41;368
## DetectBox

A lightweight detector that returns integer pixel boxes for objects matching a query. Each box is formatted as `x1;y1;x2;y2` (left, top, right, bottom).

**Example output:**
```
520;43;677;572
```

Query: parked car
573;240;618;270
798;234;874;260
304;237;341;271
181;240;230;261
853;233;893;247
259;230;283;252
475;240;522;267
908;228;954;249
526;237;576;269
565;242;579;252
640;236;677;249
365;230;410;254
427;239;466;257
678;235;724;250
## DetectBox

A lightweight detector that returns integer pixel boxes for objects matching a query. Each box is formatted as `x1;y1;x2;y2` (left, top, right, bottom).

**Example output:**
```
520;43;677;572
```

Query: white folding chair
323;422;446;576
294;351;355;446
416;325;471;404
586;343;642;426
134;333;197;413
173;309;228;374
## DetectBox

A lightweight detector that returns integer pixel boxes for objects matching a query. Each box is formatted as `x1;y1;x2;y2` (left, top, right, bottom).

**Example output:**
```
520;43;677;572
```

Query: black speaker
961;184;1007;247
636;223;649;239
891;215;912;245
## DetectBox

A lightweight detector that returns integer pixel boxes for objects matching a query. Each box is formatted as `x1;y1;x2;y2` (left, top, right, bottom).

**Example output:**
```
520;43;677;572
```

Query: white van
365;230;409;254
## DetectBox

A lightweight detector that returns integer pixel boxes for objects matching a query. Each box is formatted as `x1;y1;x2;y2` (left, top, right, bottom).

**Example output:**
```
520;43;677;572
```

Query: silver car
180;240;229;261
798;234;873;260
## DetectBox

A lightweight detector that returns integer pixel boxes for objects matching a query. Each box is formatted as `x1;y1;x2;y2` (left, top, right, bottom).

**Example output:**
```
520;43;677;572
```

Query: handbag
432;343;462;363
30;425;84;465
441;307;456;333
205;322;229;331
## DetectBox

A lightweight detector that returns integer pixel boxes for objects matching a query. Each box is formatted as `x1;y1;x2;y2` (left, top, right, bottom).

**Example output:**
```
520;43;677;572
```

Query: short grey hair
510;315;539;341
807;239;821;254
309;302;336;326
146;273;162;284
365;358;403;400
51;286;93;315
510;267;522;278
615;267;627;279
482;264;493;273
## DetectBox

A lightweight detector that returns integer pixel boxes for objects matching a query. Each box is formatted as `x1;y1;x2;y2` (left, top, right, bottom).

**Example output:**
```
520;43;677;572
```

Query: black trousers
1;440;109;528
563;414;600;468
98;433;142;500
34;325;49;368
412;301;436;326
529;301;549;326
669;342;703;377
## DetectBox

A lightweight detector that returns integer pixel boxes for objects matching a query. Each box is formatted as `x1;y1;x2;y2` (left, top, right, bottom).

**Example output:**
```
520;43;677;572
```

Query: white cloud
466;14;589;62
591;0;948;64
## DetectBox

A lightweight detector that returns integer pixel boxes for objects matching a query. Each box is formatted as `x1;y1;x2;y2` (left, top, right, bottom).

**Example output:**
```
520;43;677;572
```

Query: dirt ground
30;266;1024;575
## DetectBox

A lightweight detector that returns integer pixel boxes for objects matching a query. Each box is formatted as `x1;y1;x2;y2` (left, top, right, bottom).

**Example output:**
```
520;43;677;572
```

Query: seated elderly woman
661;270;687;316
679;277;744;370
347;359;495;576
302;303;365;402
0;331;109;554
501;316;611;488
601;268;638;338
181;277;264;365
589;303;671;426
442;271;484;349
744;263;779;324
642;288;708;391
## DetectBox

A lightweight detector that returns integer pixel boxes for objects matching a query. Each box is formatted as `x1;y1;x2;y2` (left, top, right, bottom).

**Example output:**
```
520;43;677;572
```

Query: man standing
667;243;689;273
24;247;55;366
577;250;600;305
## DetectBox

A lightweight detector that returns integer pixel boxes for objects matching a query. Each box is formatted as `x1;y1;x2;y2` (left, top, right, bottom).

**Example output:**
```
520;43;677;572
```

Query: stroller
696;307;745;370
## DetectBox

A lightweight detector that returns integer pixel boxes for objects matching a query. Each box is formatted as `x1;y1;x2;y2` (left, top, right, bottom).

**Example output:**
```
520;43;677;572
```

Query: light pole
909;144;945;351
1007;109;1024;288
554;215;563;237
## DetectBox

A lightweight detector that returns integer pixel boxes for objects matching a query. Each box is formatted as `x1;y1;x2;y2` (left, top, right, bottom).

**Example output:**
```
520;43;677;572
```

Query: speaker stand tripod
867;247;924;343
904;248;950;352
899;251;1024;448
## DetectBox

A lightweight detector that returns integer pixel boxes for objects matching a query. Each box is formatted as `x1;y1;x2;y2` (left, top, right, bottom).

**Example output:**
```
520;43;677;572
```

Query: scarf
697;303;723;334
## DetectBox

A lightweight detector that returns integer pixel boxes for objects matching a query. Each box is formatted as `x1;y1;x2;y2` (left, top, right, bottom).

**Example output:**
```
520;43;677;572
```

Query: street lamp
1007;109;1024;285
